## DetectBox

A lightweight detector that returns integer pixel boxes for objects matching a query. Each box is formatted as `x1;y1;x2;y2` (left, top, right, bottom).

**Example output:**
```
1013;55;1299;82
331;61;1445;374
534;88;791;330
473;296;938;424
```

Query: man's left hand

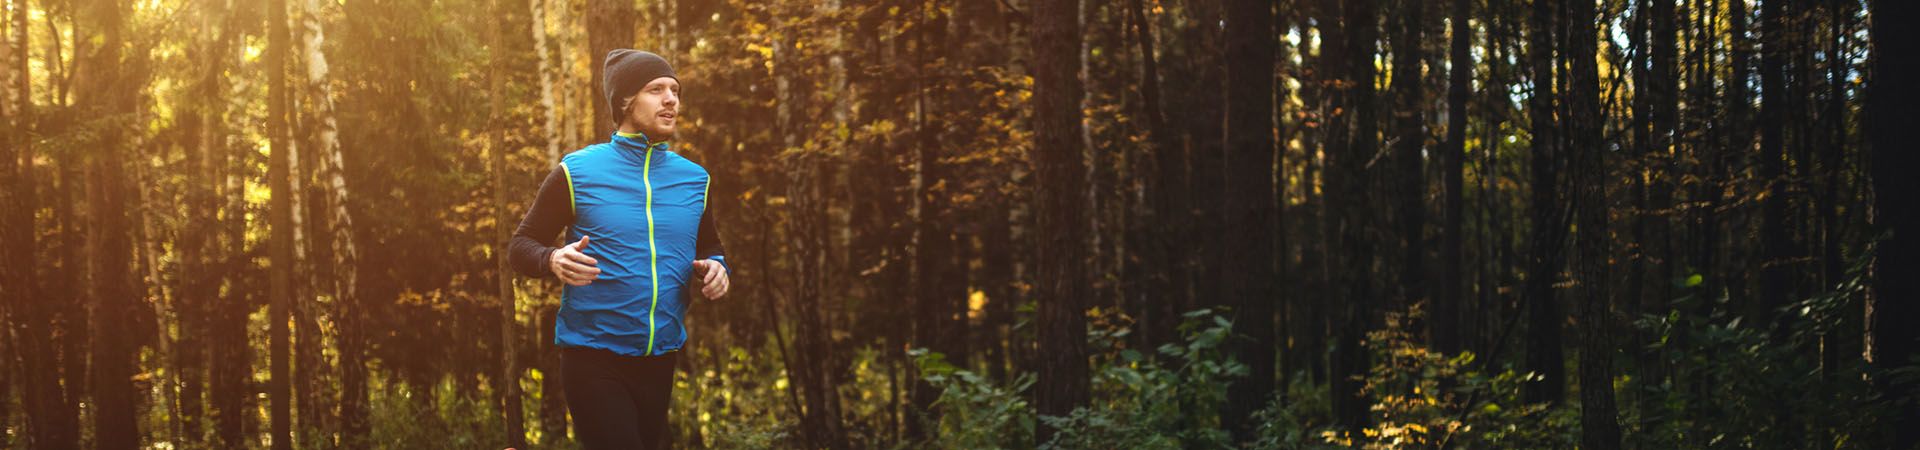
693;259;730;300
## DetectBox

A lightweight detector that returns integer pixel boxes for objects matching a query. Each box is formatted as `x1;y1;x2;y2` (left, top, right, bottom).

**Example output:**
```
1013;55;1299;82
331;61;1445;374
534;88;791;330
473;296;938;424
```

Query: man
508;49;730;450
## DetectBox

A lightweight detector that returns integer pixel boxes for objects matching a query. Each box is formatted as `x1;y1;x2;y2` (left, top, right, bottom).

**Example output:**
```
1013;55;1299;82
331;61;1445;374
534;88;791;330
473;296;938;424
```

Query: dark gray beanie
603;49;677;125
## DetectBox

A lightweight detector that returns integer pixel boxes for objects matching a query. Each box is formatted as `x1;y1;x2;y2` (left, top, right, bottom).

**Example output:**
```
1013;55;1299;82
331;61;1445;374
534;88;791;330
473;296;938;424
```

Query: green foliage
672;329;799;449
913;348;1036;450
1625;253;1892;449
366;374;510;449
1303;310;1574;449
902;308;1249;450
1041;308;1248;450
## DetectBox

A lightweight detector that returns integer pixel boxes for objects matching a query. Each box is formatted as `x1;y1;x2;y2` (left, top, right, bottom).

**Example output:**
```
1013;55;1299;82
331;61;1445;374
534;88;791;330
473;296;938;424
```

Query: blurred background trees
0;0;1914;448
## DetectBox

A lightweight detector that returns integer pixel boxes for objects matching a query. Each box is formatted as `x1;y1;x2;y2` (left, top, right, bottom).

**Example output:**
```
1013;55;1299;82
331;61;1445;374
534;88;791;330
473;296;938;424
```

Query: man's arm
508;165;574;278
694;206;728;273
691;198;731;299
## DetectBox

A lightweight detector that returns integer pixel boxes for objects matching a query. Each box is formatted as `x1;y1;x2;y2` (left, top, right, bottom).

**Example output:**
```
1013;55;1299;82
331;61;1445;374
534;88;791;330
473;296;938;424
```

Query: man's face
625;77;681;140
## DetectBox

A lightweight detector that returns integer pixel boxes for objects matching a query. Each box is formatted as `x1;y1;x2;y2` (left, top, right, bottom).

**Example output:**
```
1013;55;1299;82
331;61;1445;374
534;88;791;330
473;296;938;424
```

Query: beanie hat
603;49;677;125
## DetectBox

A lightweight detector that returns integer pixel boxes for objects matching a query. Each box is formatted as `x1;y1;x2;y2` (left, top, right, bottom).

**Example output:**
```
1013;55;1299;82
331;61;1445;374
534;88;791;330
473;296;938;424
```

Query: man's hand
550;236;600;286
692;259;730;300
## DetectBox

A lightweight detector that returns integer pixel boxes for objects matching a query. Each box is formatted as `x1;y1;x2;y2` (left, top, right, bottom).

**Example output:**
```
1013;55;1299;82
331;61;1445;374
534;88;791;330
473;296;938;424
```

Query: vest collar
611;131;671;160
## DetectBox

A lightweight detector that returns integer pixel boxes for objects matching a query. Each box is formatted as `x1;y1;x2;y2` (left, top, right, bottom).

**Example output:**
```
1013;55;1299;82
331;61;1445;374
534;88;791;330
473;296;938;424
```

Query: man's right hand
550;236;601;286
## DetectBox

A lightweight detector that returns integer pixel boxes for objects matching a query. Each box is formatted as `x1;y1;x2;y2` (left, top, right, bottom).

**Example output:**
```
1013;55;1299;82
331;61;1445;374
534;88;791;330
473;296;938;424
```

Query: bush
1216;305;1584;450
914;349;1036;450
1625;254;1893;449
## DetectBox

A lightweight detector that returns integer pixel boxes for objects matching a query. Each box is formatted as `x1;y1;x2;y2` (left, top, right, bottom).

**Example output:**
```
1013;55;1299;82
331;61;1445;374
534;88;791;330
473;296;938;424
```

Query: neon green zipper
642;146;661;356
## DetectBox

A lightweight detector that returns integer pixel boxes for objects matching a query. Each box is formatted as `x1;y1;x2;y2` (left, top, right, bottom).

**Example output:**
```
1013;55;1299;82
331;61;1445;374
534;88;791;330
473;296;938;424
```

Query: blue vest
555;132;719;356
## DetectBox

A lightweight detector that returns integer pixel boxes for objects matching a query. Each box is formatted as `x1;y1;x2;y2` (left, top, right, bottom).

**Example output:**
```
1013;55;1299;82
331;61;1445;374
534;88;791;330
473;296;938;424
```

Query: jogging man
508;49;730;450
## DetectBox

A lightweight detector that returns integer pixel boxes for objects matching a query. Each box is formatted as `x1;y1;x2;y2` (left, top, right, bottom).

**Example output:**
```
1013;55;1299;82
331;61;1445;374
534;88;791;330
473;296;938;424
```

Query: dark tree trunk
1437;0;1470;358
57;161;92;448
1522;0;1568;406
1722;0;1754;311
75;0;141;445
1564;0;1621;447
1127;0;1187;357
8;0;79;446
1867;1;1920;447
1031;0;1092;442
1327;0;1380;434
1391;0;1427;323
1295;1;1328;387
210;5;253;438
908;0;953;439
1758;0;1792;335
585;0;634;140
489;0;525;445
1648;0;1677;318
1223;0;1277;439
1179;0;1229;311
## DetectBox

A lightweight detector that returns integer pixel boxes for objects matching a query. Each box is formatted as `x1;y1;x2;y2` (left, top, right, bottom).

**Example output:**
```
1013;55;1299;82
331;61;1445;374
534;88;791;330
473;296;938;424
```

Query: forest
1;0;1917;448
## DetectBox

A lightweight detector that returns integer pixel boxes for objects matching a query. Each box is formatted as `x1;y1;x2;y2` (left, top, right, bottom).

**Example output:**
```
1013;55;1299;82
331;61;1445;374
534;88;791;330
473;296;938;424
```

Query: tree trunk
268;0;295;443
1648;0;1677;321
489;0;526;446
1437;0;1470;359
210;3;253;442
584;0;634;141
1391;0;1427;322
909;0;955;436
303;0;367;444
1564;0;1622;447
1223;0;1277;439
1867;1;1920;447
774;8;848;446
1522;0;1568;406
1326;0;1380;433
1317;0;1352;426
1758;0;1792;337
8;0;79;446
75;0;141;445
532;0;559;164
1179;0;1228;312
1032;0;1092;442
1127;0;1187;358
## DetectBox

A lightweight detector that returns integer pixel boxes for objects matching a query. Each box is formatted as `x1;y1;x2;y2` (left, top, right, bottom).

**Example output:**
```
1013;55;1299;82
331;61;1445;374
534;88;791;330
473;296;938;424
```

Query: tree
6;0;79;446
1390;0;1427;322
1318;0;1385;434
1127;0;1187;358
1563;0;1621;447
74;0;142;445
302;0;367;442
1436;0;1470;359
1868;0;1920;447
584;0;633;140
209;3;255;444
489;0;525;446
1222;0;1277;439
909;0;958;439
268;0;295;445
1759;0;1792;340
1032;0;1092;442
1521;0;1568;406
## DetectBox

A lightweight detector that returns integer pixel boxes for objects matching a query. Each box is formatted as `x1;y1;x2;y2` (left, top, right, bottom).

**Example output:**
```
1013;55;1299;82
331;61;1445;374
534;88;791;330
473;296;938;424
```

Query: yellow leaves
967;290;988;320
745;42;773;60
